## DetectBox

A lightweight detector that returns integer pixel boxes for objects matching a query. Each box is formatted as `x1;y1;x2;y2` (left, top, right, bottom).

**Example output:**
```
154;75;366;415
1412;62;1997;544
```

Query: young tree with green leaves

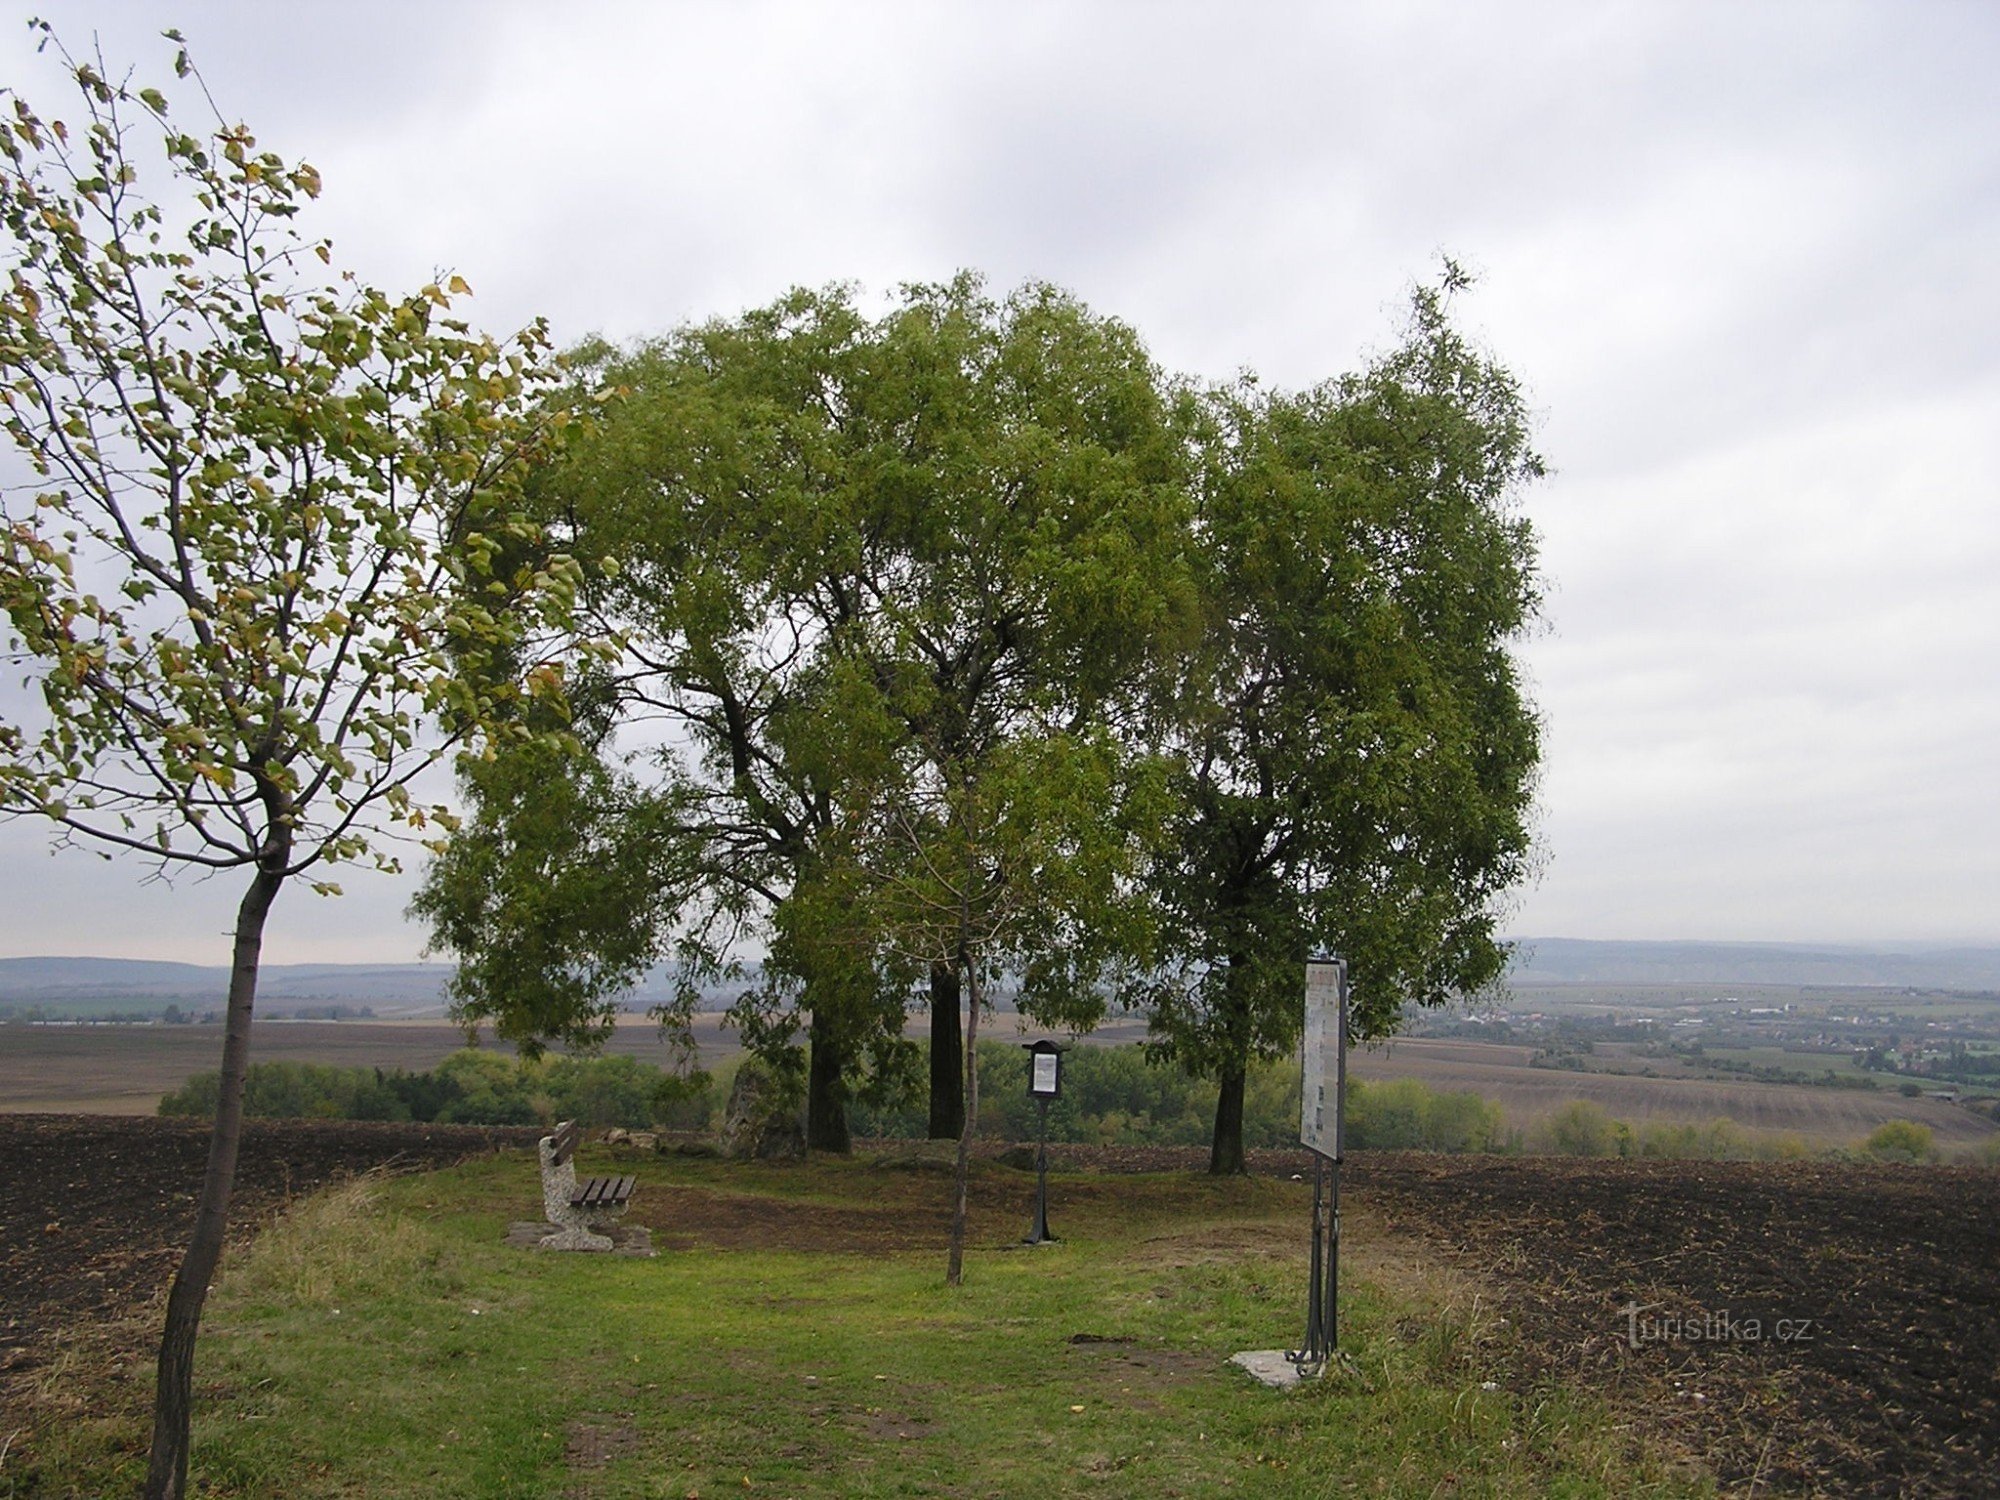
1143;272;1544;1174
0;31;583;1496
854;724;1167;1282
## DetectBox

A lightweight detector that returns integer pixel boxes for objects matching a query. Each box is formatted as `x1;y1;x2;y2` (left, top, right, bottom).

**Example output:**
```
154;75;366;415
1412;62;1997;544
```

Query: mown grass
8;1149;1710;1499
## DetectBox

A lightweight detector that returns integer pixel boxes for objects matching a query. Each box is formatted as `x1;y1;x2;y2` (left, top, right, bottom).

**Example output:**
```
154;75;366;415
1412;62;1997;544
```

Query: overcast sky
2;1;1996;964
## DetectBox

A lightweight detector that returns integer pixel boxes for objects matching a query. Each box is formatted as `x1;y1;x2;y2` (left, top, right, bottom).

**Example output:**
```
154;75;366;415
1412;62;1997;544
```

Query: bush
1863;1120;1936;1162
158;1048;700;1129
1535;1100;1628;1157
1636;1116;1755;1161
849;1043;1302;1150
1766;1131;1815;1161
159;1061;408;1121
1345;1078;1506;1152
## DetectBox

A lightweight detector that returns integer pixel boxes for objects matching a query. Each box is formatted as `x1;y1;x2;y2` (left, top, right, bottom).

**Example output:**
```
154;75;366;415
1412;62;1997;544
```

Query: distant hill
0;957;752;1017
8;941;2000;1017
1505;939;2000;991
0;957;456;1015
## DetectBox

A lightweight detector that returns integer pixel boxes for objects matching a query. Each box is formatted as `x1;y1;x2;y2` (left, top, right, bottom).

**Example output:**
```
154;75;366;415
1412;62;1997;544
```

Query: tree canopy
0;29;586;1494
419;267;1545;1195
419;277;1198;1172
1140;273;1543;1171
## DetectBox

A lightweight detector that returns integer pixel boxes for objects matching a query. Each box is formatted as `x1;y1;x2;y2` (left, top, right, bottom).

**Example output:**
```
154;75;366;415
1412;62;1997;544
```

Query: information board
1300;956;1347;1159
1031;1051;1059;1096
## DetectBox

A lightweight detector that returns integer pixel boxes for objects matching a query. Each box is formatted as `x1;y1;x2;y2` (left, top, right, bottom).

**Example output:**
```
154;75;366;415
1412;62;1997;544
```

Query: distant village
1411;985;2000;1098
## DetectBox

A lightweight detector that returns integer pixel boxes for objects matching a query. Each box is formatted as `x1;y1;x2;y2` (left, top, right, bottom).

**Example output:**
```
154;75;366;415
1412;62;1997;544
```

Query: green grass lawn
14;1149;1708;1499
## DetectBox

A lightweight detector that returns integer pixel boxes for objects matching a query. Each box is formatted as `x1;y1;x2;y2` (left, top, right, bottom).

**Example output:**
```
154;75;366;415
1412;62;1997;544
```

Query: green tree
819;276;1194;1151
423;278;1192;1162
422;290;917;1152
0;33;581;1497
855;721;1168;1282
409;684;699;1061
1141;270;1544;1173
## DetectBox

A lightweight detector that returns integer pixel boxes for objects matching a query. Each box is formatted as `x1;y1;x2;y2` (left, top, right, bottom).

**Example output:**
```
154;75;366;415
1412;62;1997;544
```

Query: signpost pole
1328;962;1347;1352
1027;1094;1054;1245
1022;1040;1062;1246
1235;957;1350;1390
1301;1156;1329;1362
1293;955;1348;1374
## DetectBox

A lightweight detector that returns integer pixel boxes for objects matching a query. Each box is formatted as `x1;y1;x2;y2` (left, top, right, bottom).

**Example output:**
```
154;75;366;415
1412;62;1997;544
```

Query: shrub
850;1043;1302;1150
1765;1132;1815;1161
158;1048;695;1128
1636;1116;1756;1161
1863;1120;1936;1162
160;1061;408;1121
1345;1078;1506;1153
1536;1100;1628;1157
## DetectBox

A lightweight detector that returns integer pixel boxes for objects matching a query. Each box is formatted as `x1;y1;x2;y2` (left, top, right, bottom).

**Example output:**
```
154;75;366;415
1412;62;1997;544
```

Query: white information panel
1300;957;1346;1158
1031;1051;1059;1096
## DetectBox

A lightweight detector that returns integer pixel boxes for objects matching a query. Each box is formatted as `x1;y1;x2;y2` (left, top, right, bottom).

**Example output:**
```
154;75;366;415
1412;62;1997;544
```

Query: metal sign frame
1022;1040;1065;1244
1294;955;1348;1373
1300;957;1346;1158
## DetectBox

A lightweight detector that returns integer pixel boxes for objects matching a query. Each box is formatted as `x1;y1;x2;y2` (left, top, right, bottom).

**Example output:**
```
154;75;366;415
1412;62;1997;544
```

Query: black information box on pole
1293;955;1348;1374
1022;1039;1064;1245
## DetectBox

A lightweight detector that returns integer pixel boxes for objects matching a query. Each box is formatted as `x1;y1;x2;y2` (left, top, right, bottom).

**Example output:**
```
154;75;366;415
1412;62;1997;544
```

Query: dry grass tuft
219;1170;458;1308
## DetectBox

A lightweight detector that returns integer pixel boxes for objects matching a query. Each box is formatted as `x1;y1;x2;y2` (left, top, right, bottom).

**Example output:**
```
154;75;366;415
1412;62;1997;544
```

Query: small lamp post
1022;1039;1065;1245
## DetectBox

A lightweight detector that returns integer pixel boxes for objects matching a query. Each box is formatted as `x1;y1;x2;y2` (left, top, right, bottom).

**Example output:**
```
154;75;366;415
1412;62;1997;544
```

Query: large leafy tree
0;33;583;1496
424;278;1194;1157
445;291;921;1152
809;275;1195;1141
1143;272;1544;1174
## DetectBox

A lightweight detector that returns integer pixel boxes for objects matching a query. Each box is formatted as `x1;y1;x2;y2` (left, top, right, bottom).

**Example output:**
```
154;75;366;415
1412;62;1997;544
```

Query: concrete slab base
1230;1349;1318;1389
504;1220;655;1256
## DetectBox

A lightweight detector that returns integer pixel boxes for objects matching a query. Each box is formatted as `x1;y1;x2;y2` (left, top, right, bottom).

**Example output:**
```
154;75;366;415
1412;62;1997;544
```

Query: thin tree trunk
927;960;964;1140
806;1006;851;1154
946;945;980;1287
145;862;284;1500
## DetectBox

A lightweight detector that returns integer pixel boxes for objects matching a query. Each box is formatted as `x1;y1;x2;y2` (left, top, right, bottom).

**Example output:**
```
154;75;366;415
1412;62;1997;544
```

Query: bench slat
569;1173;634;1209
547;1119;581;1168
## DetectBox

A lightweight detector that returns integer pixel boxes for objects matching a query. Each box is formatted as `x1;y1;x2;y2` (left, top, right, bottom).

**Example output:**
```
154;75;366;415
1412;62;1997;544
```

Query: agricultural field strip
7;1022;1992;1148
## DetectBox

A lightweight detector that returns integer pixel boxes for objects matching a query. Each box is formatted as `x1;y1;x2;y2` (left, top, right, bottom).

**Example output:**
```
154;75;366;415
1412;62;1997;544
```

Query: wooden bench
535;1120;636;1252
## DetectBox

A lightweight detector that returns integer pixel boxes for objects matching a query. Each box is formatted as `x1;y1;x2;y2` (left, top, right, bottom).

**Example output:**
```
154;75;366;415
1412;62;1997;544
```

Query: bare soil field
1;1114;1993;1497
1336;1152;2000;1498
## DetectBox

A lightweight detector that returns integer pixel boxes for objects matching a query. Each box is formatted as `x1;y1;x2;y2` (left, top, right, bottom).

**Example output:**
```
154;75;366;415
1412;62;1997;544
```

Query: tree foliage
0;28;584;1496
0;33;581;880
408;686;696;1059
420;278;1194;1178
1140;271;1544;1171
420;266;1546;1194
